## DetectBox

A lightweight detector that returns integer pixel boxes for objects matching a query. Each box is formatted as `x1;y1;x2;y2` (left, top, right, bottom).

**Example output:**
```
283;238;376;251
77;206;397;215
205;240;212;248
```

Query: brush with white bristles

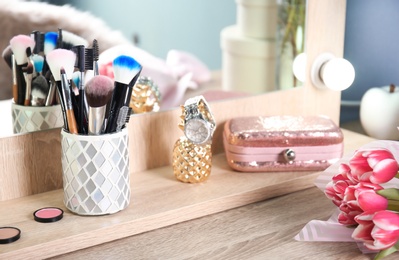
60;30;88;50
10;34;36;105
85;75;114;135
104;55;142;133
46;49;77;133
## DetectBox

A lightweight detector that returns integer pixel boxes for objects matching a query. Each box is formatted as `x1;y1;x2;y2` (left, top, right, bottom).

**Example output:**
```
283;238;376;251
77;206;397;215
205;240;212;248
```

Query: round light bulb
292;53;307;83
320;58;355;91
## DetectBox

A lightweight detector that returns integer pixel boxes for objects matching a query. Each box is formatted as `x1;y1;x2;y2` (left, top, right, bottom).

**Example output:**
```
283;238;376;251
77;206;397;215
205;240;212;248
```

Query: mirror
0;0;346;201
0;0;307;137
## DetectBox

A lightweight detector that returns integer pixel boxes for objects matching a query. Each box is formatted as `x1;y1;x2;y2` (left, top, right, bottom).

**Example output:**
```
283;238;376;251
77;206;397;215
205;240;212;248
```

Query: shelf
0;129;375;259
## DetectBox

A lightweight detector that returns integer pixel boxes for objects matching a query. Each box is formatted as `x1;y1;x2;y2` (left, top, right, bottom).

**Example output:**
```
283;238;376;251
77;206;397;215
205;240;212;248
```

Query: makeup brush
11;55;17;103
72;71;81;89
72;45;88;134
104;55;142;133
60;30;88;50
46;49;77;132
2;45;13;69
31;54;44;76
31;31;44;54
83;40;98;78
45;70;56;106
43;31;58;76
10;35;35;105
22;62;34;106
85;75;114;135
2;45;17;101
61;67;78;134
31;76;49;106
31;54;49;106
44;32;58;55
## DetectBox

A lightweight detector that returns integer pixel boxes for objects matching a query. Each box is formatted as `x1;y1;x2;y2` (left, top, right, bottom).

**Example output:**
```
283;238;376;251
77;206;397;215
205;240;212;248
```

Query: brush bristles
92;39;99;61
46;49;76;81
112;55;142;85
23;63;34;74
10;34;36;65
44;32;58;55
31;75;50;106
84;48;94;70
72;71;81;88
85;75;114;107
62;30;88;49
32;54;44;73
2;45;12;69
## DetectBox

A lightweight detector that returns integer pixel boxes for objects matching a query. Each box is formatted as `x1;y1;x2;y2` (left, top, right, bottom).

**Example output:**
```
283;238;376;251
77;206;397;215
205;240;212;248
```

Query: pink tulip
353;211;399;250
349;148;398;184
337;182;385;225
356;183;387;213
325;164;357;207
338;185;363;225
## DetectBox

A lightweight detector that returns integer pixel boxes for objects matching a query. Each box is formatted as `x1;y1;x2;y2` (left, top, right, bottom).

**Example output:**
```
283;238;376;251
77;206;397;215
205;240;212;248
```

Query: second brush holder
11;102;63;134
61;128;130;215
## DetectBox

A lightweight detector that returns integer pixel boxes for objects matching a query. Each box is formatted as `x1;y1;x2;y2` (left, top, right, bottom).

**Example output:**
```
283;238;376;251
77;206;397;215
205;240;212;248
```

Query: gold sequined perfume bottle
172;96;215;183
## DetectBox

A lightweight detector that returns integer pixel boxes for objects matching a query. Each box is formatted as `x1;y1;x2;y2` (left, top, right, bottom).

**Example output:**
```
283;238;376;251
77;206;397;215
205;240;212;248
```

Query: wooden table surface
46;129;396;260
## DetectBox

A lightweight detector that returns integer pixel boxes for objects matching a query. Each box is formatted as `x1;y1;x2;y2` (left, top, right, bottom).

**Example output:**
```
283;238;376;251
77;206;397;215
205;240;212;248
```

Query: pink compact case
223;115;344;172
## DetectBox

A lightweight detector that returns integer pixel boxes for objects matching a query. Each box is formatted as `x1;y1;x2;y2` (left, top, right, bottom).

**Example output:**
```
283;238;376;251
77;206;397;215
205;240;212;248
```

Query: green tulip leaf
377;188;399;200
374;246;397;260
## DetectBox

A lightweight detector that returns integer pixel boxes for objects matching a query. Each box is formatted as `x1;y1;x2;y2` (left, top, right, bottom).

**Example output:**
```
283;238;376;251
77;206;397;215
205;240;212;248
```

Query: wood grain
0;130;377;259
53;187;397;260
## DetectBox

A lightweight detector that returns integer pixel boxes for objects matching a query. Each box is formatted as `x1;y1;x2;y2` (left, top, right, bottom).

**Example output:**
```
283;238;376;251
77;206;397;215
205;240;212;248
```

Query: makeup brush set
3;28;142;135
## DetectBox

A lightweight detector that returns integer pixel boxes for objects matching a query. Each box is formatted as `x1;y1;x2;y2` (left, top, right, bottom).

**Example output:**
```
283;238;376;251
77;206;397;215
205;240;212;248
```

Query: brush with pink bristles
46;48;77;134
10;34;35;105
85;75;114;135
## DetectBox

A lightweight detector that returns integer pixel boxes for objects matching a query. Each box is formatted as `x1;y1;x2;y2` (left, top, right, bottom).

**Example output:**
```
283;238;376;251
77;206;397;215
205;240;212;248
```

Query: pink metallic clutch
223;115;344;172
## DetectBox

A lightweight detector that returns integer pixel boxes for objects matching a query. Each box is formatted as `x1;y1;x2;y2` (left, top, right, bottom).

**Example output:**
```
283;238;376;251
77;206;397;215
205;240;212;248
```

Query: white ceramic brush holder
11;102;63;134
61;128;130;215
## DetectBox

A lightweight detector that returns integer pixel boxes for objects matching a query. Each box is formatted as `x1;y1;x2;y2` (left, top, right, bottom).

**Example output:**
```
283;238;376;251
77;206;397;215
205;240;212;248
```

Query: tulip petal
373;211;399;231
358;191;388;212
370;159;399;184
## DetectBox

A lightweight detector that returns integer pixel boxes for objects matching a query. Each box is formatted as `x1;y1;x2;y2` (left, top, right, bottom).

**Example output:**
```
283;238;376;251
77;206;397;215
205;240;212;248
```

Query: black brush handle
78;88;88;134
104;82;128;134
55;81;69;132
124;71;142;107
15;64;27;105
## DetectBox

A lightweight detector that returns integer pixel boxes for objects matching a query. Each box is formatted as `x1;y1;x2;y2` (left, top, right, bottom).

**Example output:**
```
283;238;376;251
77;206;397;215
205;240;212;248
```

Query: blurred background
43;0;399;125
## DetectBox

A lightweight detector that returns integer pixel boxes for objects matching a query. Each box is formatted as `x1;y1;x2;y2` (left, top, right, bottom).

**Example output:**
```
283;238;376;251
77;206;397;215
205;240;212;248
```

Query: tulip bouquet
296;140;399;259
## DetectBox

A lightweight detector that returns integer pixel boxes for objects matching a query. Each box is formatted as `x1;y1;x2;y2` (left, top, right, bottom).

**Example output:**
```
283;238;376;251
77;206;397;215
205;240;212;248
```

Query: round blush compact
33;207;64;223
0;226;21;244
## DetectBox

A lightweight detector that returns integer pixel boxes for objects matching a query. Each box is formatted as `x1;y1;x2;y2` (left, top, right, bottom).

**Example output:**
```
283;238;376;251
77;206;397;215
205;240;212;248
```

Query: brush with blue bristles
42;31;58;76
104;55;142;133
